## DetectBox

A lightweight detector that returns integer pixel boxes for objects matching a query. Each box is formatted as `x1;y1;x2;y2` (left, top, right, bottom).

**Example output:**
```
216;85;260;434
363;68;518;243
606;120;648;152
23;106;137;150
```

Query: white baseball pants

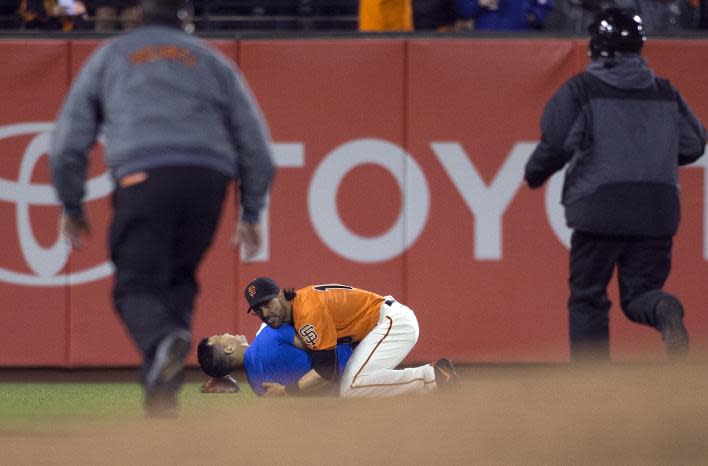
339;296;437;397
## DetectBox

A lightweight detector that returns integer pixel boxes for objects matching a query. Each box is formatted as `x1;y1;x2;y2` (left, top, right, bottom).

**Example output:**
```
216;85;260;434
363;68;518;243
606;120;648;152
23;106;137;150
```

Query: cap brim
246;292;279;313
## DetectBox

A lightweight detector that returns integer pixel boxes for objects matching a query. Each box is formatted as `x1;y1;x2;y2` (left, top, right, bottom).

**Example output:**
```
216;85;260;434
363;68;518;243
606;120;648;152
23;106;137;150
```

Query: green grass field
2;383;140;423
0;378;257;428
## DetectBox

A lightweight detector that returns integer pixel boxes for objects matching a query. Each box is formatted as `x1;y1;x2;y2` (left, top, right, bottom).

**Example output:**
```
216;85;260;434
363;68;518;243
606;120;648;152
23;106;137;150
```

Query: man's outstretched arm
262;348;338;397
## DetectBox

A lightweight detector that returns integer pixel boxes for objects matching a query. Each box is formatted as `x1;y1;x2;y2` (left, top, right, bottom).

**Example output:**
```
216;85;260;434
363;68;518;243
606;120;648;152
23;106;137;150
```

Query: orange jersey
292;284;385;350
358;0;413;32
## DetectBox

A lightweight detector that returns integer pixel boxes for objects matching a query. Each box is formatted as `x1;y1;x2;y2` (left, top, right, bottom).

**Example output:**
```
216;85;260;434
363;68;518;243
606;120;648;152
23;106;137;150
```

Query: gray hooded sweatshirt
525;54;706;237
50;25;274;222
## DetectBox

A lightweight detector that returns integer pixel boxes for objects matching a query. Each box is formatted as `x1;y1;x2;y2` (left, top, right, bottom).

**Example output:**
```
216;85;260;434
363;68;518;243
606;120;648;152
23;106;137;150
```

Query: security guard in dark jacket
525;8;706;361
50;0;275;415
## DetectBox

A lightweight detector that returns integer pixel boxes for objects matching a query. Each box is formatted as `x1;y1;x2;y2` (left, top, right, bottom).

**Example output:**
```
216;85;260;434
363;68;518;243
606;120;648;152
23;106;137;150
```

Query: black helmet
588;8;646;59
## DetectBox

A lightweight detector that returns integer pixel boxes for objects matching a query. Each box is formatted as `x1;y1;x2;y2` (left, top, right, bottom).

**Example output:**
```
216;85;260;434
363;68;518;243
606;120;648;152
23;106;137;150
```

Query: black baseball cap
244;277;280;313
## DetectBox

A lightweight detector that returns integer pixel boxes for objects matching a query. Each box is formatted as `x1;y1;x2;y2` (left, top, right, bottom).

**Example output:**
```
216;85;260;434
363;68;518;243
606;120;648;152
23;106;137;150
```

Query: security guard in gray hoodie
50;0;275;415
525;8;706;362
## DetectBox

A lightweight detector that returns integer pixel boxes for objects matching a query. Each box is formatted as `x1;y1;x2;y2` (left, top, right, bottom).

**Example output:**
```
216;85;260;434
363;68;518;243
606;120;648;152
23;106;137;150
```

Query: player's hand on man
200;375;240;393
261;382;287;397
61;213;91;250
233;220;263;260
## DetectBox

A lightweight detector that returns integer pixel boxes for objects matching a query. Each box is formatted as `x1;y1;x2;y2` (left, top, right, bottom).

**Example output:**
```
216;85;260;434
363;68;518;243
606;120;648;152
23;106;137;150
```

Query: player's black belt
385;298;395;306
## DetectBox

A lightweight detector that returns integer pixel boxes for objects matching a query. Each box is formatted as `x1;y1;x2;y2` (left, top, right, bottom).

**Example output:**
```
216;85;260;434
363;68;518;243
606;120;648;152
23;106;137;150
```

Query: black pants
109;166;229;385
568;230;675;361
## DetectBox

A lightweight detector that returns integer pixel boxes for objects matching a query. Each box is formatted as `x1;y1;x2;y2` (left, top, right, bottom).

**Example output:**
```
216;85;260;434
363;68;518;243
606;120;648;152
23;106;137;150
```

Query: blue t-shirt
244;324;353;396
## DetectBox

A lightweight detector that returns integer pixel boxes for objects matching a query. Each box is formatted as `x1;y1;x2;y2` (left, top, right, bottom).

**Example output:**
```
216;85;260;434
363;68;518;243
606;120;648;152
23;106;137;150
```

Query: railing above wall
195;0;359;31
3;0;707;35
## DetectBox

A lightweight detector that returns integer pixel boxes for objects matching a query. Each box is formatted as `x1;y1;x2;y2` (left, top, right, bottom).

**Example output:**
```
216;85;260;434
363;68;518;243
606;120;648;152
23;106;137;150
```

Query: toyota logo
0;122;114;286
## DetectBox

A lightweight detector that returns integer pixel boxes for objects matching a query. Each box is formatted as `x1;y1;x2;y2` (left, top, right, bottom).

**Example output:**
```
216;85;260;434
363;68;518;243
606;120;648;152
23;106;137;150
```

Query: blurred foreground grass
0;382;256;428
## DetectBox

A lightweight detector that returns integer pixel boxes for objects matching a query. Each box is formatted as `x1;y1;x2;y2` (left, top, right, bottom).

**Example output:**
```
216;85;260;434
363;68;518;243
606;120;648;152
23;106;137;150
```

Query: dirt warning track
3;364;708;466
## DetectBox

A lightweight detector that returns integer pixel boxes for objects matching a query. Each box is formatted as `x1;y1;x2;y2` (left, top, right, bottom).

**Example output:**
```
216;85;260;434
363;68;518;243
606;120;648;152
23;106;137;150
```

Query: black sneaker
432;357;460;391
145;329;191;392
144;329;191;417
656;297;689;361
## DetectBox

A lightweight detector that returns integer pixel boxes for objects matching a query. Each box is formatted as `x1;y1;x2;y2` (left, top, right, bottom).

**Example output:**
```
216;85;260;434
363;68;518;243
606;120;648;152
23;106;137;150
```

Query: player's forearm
286;369;329;395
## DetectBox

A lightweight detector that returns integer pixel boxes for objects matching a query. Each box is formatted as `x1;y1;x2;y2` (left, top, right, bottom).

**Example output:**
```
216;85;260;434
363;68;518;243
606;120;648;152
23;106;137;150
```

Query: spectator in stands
546;0;701;33
413;0;475;31
469;0;554;29
631;0;701;32
359;0;414;31
94;0;140;32
18;0;87;30
544;0;608;33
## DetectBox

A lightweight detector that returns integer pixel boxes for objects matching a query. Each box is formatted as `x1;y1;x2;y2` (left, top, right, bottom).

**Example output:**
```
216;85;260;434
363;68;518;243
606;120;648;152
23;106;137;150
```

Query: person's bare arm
233;220;263;260
61;213;91;250
292;334;306;350
262;368;330;397
262;347;338;397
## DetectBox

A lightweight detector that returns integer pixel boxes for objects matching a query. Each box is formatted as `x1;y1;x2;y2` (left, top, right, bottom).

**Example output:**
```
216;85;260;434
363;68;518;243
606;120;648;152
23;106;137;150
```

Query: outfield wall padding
0;38;706;366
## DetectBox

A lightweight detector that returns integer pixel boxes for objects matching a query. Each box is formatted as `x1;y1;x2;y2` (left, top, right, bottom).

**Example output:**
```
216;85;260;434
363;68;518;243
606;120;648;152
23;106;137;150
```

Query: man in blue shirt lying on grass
197;324;353;396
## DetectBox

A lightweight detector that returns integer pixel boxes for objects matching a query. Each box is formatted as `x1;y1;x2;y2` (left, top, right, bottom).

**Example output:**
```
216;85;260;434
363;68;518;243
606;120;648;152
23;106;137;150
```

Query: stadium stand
2;0;359;31
0;0;20;28
194;0;358;31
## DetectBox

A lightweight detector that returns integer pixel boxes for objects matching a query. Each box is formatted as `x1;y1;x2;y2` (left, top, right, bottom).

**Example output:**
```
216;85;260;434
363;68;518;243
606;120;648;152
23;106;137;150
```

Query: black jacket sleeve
309;348;338;381
525;80;581;188
676;91;707;166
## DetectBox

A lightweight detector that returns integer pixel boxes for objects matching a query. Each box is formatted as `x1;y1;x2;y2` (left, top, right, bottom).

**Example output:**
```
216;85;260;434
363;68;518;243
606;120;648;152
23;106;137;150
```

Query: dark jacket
525;54;706;237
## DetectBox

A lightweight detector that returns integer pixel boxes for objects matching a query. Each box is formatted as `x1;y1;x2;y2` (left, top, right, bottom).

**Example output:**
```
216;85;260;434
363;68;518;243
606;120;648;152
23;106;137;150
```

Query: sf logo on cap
248;285;256;298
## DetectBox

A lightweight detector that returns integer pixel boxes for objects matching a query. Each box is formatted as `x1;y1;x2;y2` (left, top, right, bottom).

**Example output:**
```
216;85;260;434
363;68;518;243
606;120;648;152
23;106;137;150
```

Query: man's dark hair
197;337;231;378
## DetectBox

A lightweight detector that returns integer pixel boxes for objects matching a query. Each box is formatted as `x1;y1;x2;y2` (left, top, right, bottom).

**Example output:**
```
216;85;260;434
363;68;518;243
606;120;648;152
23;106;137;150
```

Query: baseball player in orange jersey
244;277;459;397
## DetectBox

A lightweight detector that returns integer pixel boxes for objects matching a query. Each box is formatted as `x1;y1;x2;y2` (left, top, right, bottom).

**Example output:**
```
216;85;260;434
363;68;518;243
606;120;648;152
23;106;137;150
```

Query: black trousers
109;166;229;385
568;230;675;361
